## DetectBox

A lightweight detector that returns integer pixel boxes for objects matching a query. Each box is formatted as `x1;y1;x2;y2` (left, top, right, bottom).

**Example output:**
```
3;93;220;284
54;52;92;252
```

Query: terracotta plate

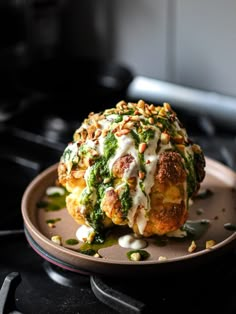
21;157;236;277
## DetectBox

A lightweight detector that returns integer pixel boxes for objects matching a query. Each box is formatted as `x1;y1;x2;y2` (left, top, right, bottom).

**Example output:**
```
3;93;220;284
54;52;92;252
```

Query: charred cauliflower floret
58;100;206;243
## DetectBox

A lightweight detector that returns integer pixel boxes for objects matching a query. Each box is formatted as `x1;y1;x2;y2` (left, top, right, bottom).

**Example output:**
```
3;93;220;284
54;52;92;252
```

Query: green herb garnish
127;250;150;261
65;238;79;245
46;218;61;224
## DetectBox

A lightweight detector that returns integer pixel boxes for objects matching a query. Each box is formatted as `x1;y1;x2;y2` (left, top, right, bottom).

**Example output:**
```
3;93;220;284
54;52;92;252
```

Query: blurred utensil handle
0;230;24;237
127;76;236;131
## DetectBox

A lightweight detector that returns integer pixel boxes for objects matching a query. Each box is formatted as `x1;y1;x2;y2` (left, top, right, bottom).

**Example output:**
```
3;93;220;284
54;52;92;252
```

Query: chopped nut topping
94;129;102;138
102;129;109;137
156;121;163;128
137;99;145;109
115;129;130;137
138;171;145;180
206;240;216;249
158;256;167;261
51;235;62;245
116;100;127;109
130;252;141;261
87;231;96;244
139;143;147;153
149;104;155;111
93;253;101;258
192;144;202;153
131;116;140;122
124;121;134;129
188;240;197;253
149;117;154;124
103;178;111;184
176;144;185;152
71;170;86;179
161;132;170;145
173;134;184;144
158;108;166;117
47;223;55;228
163;102;171;111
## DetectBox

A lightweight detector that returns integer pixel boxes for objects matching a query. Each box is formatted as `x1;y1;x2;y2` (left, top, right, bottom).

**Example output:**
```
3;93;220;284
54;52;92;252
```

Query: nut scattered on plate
206;240;216;249
188;240;197;253
158;256;168;261
51;235;62;245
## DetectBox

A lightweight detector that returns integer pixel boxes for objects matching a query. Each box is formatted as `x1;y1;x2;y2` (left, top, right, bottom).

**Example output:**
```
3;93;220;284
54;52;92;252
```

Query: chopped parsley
104;132;118;159
127;249;150;261
140;128;155;142
120;184;133;215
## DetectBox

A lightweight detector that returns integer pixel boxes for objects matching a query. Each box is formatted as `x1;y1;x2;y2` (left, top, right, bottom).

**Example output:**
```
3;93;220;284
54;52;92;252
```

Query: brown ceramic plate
21;157;236;277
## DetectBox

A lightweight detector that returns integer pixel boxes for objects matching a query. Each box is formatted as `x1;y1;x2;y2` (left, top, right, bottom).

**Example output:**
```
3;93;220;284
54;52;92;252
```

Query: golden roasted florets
58;100;206;242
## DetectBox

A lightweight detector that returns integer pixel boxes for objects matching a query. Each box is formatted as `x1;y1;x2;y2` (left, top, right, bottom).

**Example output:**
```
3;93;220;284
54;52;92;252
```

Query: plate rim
21;157;236;273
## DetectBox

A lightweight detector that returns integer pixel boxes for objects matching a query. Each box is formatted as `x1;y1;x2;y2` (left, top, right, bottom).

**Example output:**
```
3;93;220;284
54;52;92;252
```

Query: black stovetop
1;72;236;314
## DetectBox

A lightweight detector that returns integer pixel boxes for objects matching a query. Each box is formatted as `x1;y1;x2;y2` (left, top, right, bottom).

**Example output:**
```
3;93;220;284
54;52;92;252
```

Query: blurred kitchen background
1;0;236;95
1;0;236;138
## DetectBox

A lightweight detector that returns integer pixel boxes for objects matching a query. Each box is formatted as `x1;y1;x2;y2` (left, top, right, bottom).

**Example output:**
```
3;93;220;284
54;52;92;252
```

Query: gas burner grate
0;272;23;314
43;261;89;288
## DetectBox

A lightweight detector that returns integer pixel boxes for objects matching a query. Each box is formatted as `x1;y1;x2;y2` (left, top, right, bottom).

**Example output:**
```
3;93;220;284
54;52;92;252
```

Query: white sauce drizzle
76;225;94;242
62;141;78;174
95;118;111;155
129;128;161;233
46;186;65;196
63;111;193;236
85;139;96;148
107;134;139;173
118;234;147;249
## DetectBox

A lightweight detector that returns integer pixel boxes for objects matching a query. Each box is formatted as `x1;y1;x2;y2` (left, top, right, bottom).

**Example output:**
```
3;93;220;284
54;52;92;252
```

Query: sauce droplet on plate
76;225;94;242
46;186;65;196
118;234;147;249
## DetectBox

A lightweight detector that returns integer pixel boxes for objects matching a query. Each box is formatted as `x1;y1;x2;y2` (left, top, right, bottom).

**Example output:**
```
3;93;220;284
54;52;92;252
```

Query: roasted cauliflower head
58;100;205;242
